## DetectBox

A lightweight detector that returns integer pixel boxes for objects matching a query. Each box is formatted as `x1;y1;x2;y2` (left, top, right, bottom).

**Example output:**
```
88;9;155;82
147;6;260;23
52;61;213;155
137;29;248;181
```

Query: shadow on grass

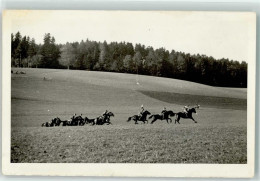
139;90;246;110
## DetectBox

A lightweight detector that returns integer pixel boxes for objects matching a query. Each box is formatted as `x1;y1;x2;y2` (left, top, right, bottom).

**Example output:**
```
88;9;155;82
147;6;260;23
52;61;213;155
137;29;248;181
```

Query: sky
9;10;255;62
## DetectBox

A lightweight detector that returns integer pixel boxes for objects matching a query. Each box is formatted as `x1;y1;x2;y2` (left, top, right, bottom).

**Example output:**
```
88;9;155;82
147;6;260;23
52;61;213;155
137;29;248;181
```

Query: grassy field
11;68;247;163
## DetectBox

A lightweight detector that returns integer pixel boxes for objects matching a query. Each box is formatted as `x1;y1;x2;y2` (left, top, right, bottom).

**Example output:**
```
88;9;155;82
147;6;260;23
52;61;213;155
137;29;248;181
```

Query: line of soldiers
70;105;191;122
70;110;109;121
138;104;191;119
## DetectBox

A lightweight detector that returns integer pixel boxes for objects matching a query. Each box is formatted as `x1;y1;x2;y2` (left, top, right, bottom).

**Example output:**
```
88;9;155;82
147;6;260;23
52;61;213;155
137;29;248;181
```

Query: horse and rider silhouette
175;105;200;124
127;105;200;124
85;111;114;125
41;105;200;127
42;111;114;127
149;110;176;124
127;110;151;124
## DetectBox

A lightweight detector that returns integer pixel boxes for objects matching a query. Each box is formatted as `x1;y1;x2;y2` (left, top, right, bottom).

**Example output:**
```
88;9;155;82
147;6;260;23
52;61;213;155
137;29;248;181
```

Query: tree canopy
11;32;247;88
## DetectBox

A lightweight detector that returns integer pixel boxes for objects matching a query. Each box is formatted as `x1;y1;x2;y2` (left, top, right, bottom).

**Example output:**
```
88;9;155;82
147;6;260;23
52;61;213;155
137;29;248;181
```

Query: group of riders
70;110;112;125
139;104;192;120
42;104;199;127
42;110;113;127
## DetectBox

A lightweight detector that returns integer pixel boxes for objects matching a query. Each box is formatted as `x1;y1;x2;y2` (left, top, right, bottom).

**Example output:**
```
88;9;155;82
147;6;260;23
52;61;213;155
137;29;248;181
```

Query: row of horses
42;106;199;127
127;106;199;124
41;112;114;127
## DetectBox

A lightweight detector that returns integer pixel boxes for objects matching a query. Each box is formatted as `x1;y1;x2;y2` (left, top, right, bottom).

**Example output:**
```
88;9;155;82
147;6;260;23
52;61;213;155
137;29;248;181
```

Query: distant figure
103;110;108;116
102;110;108;120
161;107;167;119
183;105;190;115
138;105;145;117
71;113;76;121
43;77;46;81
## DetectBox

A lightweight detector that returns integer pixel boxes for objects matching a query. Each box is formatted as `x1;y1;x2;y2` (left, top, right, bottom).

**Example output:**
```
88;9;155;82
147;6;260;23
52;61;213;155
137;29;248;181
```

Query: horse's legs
166;118;169;124
151;118;156;124
191;117;197;123
169;118;172;123
175;116;180;124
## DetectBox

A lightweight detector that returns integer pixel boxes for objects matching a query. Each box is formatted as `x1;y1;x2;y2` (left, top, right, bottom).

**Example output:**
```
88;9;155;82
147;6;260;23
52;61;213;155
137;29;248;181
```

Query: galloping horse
95;112;114;125
127;110;151;124
175;106;199;124
84;117;95;125
41;122;51;127
71;115;84;126
149;110;176;124
42;117;61;127
51;117;62;126
103;112;114;125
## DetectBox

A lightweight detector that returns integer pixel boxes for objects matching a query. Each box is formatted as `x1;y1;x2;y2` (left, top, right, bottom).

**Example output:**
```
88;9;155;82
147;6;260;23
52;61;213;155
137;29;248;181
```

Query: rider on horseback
102;110;108;122
71;113;76;121
183;105;190;116
161;107;167;119
138;105;145;118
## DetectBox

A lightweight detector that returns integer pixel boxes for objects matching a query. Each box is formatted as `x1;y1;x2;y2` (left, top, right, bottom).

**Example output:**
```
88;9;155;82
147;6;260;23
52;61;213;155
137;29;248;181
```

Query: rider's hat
141;105;144;108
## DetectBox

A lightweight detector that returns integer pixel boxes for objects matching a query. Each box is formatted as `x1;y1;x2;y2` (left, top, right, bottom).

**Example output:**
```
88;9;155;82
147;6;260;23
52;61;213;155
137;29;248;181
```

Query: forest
11;32;247;87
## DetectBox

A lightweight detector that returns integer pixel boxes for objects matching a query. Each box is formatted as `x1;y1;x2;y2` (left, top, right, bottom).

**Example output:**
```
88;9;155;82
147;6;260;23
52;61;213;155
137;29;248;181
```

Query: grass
11;124;246;163
11;68;247;163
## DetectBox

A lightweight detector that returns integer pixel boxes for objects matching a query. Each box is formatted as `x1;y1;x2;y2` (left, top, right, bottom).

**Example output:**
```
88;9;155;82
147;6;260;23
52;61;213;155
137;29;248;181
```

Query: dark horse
42;117;61;127
71;115;84;126
175;107;198;124
95;112;114;125
149;110;176;124
84;117;96;125
127;110;151;124
51;117;62;126
85;112;115;125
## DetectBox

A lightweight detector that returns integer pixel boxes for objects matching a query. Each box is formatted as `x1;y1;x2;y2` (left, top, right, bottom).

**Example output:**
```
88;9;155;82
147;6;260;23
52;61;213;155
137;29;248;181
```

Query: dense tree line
11;32;247;87
11;32;61;68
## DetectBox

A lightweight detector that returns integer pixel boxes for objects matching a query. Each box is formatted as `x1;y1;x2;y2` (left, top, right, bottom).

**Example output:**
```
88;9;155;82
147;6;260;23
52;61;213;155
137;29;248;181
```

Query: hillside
11;68;246;127
11;68;247;163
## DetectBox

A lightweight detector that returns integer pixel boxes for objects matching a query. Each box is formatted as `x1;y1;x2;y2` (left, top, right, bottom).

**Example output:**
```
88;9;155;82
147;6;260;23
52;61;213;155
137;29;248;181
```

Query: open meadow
11;68;247;163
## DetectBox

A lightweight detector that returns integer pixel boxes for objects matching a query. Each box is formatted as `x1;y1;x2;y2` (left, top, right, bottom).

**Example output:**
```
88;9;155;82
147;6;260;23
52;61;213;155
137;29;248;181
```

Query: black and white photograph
2;10;256;177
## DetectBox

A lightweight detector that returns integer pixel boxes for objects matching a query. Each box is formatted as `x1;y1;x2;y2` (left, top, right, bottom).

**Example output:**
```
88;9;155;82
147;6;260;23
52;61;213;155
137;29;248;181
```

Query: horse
127;110;151;124
95;112;115;125
175;107;199;124
51;117;62;126
41;121;51;127
75;115;85;126
84;117;96;125
149;110;176;124
70;115;84;126
103;112;114;125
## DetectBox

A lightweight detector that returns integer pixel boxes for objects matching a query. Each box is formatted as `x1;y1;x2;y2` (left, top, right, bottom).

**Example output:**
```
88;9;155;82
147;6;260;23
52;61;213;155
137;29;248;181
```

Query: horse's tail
149;115;154;119
127;117;132;122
